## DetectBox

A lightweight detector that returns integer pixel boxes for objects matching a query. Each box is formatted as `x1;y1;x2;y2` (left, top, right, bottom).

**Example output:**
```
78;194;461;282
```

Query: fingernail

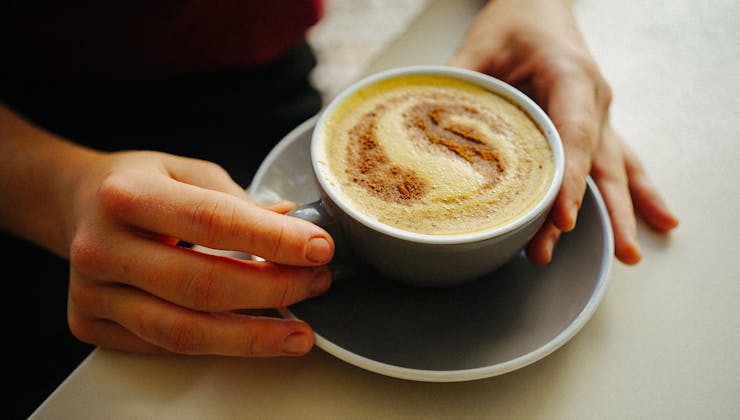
311;267;332;295
306;237;331;263
663;213;680;231
282;332;311;355
626;241;643;265
567;203;580;231
537;242;553;265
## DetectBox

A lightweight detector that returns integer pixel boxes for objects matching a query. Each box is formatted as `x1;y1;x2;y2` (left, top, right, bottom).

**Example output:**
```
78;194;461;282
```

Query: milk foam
316;74;554;235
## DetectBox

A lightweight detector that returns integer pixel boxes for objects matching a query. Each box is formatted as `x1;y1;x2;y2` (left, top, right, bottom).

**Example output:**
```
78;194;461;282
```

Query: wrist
0;103;102;257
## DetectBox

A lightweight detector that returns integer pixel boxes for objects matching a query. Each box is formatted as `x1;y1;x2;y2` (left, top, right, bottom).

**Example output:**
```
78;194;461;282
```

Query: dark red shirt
1;0;323;79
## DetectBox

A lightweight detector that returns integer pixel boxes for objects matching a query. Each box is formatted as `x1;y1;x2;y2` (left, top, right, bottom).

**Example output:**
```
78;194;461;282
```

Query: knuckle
578;54;600;77
548;51;612;109
266;270;294;308
574;56;613;110
189;196;239;243
276;275;297;308
69;229;108;276
183;265;225;311
68;279;97;311
67;311;99;345
190;200;221;239
590;162;612;186
558;49;600;78
159;314;202;354
276;266;311;307
242;324;282;356
590;158;609;180
544;50;591;79
559;119;596;154
591;159;625;189
567;158;590;181
96;171;139;218
198;159;231;178
268;219;288;261
253;215;298;262
599;79;613;108
254;264;305;308
243;328;264;356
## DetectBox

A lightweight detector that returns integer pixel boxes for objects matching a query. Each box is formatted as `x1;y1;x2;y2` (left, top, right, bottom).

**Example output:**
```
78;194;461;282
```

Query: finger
591;127;642;265
70;229;332;312
622;140;680;232
165;155;250;200
260;200;298;214
446;15;504;72
68;310;165;354
165;157;300;215
448;46;503;74
167;156;297;214
76;280;314;356
446;48;479;69
166;156;299;214
549;117;591;233
525;220;562;265
540;61;610;232
69;271;165;353
97;170;334;265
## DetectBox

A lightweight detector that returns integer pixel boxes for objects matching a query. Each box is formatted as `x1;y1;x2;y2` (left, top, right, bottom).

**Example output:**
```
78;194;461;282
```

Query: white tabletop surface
31;0;740;418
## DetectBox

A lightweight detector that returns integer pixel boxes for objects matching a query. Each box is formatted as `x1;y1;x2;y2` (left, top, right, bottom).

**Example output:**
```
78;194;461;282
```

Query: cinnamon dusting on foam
348;110;427;203
410;104;506;173
318;74;555;235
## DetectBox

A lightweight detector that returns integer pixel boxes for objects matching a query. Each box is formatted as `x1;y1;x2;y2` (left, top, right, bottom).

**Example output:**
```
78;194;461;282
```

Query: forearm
0;102;101;257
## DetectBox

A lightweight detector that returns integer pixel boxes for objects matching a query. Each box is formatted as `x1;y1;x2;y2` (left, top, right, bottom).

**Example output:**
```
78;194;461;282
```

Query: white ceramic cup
289;65;564;287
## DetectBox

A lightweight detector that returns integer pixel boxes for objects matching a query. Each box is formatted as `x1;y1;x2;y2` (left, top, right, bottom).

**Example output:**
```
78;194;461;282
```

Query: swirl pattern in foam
316;74;555;235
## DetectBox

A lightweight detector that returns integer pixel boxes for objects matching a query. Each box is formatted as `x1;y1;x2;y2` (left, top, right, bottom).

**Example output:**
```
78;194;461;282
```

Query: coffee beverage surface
316;74;555;235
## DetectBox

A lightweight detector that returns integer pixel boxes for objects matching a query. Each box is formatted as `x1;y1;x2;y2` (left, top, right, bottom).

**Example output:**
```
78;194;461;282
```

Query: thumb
164;155;251;200
447;47;483;70
260;200;298;214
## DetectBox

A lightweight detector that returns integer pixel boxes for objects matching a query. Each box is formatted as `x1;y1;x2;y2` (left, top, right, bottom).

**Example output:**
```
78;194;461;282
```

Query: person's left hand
448;0;678;265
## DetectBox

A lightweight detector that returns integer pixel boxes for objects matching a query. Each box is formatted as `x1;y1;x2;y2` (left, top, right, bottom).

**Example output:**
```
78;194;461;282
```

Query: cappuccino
315;74;555;236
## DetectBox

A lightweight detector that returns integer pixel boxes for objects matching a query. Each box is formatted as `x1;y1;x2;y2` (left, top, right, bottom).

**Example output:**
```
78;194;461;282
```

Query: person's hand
449;0;678;264
64;150;334;356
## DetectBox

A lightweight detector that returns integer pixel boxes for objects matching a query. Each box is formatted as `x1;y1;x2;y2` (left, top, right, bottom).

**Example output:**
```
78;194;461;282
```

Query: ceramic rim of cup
312;65;565;245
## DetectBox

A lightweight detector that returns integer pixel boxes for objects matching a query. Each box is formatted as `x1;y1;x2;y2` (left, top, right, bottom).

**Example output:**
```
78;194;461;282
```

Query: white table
31;0;740;418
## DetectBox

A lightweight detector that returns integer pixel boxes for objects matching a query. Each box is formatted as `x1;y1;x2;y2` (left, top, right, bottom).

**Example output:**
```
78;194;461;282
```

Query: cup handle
244;200;333;262
287;200;333;227
287;200;359;279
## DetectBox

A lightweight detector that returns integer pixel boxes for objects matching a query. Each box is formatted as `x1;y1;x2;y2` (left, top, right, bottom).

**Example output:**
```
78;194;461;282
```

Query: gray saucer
249;116;614;382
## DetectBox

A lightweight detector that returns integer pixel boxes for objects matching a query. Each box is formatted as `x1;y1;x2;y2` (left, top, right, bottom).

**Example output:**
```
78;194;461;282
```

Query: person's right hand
64;150;334;357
